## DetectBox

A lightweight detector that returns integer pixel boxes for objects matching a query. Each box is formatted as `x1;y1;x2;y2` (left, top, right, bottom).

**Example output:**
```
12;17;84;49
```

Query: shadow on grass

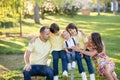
0;40;23;48
0;37;30;54
22;21;35;26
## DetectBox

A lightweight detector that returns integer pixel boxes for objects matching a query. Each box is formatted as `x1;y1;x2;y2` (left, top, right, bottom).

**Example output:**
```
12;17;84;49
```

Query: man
23;26;53;80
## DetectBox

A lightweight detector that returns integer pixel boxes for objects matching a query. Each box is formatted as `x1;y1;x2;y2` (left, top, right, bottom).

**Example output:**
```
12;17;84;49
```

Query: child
73;32;118;80
66;23;95;80
49;23;68;80
62;30;78;70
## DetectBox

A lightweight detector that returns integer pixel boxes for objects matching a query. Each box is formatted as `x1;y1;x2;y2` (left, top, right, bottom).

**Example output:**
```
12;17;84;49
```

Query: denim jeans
66;48;76;63
75;49;94;74
23;65;53;80
52;50;67;76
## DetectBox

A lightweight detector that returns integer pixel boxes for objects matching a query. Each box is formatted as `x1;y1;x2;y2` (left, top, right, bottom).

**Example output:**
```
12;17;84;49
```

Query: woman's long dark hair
91;32;103;53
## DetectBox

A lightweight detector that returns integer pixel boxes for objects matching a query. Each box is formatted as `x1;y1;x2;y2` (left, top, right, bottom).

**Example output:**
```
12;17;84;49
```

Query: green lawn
0;12;120;80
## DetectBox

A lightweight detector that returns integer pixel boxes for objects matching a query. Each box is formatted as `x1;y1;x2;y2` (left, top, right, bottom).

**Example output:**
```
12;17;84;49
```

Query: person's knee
61;51;67;59
53;56;59;60
104;68;111;76
84;54;90;59
61;55;67;60
49;71;54;77
47;68;54;77
75;52;81;59
23;70;30;76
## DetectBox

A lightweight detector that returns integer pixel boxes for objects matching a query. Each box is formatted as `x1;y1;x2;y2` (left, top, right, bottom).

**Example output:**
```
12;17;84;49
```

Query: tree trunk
104;0;107;12
41;7;45;19
112;0;118;15
34;2;40;24
97;0;100;15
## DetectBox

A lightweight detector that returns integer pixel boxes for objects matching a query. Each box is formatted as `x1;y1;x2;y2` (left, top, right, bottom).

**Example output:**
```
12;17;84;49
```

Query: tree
0;0;25;36
111;0;118;14
34;2;40;24
97;0;101;15
92;0;112;13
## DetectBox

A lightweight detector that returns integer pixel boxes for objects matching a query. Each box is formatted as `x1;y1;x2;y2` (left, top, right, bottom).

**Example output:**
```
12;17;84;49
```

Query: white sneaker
71;61;76;68
90;74;95;80
81;72;87;80
68;63;72;70
54;75;59;80
62;70;68;77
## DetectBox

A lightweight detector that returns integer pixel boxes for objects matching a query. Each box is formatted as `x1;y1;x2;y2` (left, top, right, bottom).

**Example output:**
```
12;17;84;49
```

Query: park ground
0;12;120;80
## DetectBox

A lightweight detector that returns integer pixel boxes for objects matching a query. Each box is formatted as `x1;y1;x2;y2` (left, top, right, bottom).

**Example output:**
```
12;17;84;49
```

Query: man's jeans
52;50;67;76
23;65;53;80
75;49;94;74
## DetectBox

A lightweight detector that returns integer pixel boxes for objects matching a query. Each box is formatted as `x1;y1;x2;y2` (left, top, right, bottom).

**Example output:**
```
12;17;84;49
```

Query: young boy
50;23;68;80
62;30;78;70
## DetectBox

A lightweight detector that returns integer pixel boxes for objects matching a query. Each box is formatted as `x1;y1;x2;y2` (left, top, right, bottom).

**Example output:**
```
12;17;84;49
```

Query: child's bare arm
79;30;86;37
29;36;38;44
72;46;97;57
64;48;71;54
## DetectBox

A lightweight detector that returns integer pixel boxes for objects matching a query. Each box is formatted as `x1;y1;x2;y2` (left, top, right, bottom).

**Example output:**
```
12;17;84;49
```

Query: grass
0;12;120;79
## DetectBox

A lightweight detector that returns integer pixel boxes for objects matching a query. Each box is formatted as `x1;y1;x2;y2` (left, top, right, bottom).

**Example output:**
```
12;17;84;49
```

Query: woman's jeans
23;65;53;80
76;49;94;74
52;50;67;76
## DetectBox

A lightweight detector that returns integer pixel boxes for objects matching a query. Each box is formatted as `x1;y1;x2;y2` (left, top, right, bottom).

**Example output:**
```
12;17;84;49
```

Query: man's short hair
40;26;49;33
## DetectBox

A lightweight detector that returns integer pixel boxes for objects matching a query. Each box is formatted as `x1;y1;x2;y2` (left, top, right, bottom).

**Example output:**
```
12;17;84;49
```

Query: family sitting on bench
23;23;118;80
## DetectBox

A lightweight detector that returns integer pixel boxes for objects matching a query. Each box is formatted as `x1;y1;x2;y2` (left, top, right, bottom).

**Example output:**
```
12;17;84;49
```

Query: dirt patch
0;54;24;70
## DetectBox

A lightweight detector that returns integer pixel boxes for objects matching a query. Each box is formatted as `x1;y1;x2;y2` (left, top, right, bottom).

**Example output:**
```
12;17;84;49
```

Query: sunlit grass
0;12;120;79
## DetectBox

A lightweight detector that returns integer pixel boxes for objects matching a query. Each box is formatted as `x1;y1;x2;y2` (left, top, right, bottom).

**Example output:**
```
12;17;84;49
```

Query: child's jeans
52;50;68;76
66;48;76;63
75;49;94;74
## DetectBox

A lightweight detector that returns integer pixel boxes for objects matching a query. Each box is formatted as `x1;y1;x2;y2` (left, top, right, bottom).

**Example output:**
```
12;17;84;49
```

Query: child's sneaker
71;61;76;68
62;70;68;77
81;72;87;80
68;63;72;70
54;75;59;80
90;74;95;80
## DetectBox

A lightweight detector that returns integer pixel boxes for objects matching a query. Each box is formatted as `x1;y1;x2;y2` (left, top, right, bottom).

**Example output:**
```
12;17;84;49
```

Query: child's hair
66;23;78;34
62;30;70;38
50;23;60;33
91;32;103;53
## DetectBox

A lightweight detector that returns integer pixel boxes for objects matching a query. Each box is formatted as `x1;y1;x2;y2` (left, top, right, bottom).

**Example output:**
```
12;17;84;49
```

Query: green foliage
1;71;21;80
92;0;111;4
0;22;13;28
0;0;25;18
63;2;79;17
35;0;44;7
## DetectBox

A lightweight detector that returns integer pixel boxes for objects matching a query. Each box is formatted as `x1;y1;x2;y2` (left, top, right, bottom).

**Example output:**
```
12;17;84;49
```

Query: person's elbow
24;50;31;59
